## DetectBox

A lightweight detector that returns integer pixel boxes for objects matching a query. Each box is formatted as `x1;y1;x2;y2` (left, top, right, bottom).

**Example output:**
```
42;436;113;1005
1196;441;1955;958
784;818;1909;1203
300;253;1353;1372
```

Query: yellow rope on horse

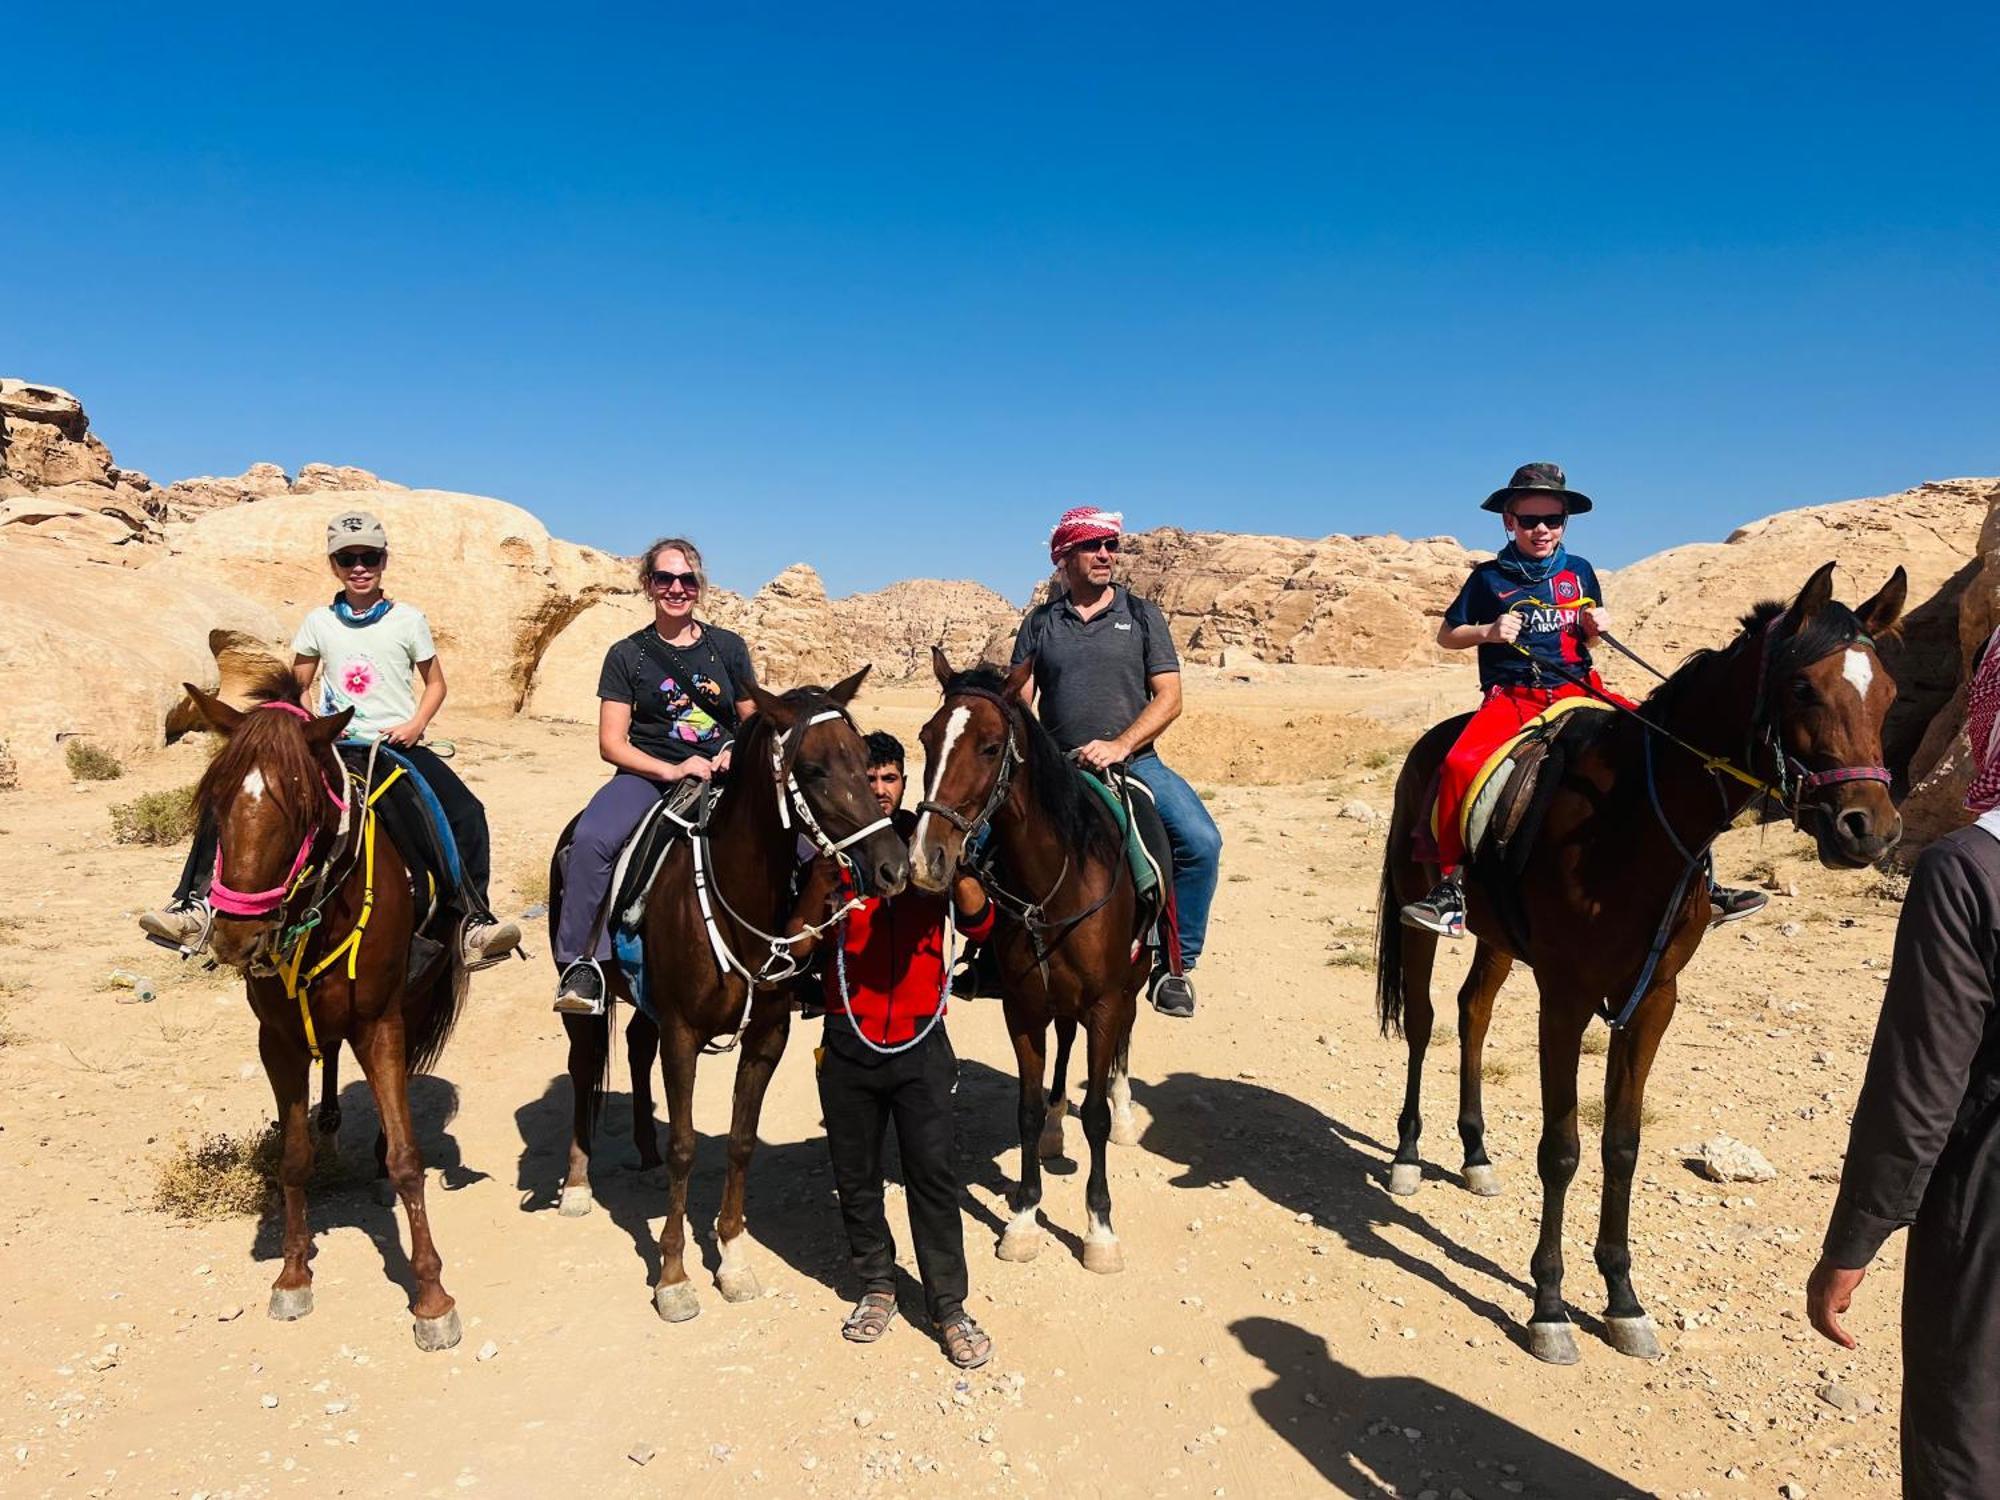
279;765;406;1062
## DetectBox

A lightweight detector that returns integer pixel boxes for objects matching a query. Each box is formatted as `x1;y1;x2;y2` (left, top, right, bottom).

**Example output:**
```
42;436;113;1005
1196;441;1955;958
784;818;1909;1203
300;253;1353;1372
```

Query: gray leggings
555;771;675;965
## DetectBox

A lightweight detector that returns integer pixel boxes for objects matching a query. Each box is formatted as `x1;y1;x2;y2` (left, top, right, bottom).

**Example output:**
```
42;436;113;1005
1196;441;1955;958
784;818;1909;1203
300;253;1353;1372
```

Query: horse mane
193;669;328;824
1640;597;1867;720
945;666;1119;864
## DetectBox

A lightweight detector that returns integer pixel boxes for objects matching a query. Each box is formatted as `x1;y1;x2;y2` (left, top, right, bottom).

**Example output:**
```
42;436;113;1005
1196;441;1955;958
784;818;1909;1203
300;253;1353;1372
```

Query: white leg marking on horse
1843;649;1873;701
1007;1205;1038;1235
1085;1210;1115;1245
242;767;266;804
913;706;970;856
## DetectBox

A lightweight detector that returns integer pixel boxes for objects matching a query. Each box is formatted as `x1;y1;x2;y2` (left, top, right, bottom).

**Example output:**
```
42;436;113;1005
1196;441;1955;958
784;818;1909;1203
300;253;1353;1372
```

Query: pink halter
208;703;350;919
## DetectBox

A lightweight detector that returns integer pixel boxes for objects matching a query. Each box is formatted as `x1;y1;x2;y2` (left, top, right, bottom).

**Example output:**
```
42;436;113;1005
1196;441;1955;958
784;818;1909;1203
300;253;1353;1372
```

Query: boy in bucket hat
141;510;521;967
1400;465;1767;937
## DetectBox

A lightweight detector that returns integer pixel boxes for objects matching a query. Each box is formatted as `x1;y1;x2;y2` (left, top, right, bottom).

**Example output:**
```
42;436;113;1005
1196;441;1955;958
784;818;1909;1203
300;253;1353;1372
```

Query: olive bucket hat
1481;461;1593;515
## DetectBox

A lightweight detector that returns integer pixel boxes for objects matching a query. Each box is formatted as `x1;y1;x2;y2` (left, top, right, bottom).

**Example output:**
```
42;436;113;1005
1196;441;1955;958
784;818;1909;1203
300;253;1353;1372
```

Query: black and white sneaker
553;959;606;1017
1150;971;1197;1019
1708;884;1768;927
1400;877;1466;939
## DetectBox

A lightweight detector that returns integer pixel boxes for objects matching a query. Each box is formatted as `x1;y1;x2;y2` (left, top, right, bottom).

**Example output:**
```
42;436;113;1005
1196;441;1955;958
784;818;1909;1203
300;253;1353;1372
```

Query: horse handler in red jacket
789;731;997;1370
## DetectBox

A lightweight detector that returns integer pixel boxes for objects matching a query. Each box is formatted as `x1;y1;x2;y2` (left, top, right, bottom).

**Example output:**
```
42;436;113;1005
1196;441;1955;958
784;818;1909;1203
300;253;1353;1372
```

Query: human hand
1806;1257;1865;1349
673;755;717;783
1581;607;1610;640
714;745;734;774
1075;738;1126;771
951;870;987;915
383;719;424;747
1488;614;1523;646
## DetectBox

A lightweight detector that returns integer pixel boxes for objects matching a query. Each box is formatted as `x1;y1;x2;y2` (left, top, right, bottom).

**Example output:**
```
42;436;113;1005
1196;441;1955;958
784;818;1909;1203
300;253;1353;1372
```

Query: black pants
174;742;493;913
816;1027;967;1325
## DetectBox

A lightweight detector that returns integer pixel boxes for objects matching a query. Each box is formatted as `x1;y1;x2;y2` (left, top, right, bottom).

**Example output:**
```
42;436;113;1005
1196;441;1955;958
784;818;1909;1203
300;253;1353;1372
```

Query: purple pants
555;771;675;965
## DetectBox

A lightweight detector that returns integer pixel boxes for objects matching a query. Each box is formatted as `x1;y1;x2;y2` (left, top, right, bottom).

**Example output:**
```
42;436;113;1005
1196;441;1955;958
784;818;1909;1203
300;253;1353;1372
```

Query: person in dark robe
1808;626;2000;1499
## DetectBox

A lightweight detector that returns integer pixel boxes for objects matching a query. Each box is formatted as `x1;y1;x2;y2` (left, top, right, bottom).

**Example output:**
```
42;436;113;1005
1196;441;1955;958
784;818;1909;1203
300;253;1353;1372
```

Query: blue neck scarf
1494;540;1567;588
332;593;394;627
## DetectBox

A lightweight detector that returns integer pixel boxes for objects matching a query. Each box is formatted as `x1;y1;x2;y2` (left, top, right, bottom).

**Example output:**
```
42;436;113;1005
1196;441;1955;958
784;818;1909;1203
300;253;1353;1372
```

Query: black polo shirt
1010;586;1179;753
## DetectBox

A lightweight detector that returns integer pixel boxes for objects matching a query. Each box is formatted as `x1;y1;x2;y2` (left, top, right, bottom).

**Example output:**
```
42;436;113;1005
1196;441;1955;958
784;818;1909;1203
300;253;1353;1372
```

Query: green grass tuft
110;784;200;845
66;740;125;781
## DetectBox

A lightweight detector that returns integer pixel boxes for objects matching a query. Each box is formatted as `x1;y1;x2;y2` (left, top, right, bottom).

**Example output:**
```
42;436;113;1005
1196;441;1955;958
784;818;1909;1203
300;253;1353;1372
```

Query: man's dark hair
864;731;905;771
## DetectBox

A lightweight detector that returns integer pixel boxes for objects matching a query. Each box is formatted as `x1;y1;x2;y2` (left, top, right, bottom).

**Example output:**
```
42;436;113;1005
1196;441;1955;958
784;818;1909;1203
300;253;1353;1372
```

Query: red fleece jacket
821;882;995;1047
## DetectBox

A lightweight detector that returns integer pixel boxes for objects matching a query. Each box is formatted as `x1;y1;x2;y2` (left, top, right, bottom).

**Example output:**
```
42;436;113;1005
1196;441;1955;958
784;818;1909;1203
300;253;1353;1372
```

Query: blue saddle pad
341;741;464;893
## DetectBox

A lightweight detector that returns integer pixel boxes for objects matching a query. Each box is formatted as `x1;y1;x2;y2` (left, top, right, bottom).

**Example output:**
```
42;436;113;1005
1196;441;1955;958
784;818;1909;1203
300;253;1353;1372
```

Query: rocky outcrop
993;528;1484;669
0;378;158;543
153;461;405;520
147;491;632;716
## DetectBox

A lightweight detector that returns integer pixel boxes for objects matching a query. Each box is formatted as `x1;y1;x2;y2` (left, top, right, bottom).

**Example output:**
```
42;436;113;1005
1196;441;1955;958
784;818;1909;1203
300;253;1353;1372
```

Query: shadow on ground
1236;1315;1657;1497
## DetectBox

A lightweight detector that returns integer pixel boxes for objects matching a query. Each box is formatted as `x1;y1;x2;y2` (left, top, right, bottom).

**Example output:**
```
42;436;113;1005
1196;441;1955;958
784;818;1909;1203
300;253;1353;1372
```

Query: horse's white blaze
242;767;266;804
913;705;971;855
1842;648;1874;701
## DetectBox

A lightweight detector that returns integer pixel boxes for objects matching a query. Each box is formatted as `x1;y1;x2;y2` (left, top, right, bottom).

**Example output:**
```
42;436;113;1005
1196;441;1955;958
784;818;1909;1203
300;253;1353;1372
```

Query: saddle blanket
1429;698;1607;860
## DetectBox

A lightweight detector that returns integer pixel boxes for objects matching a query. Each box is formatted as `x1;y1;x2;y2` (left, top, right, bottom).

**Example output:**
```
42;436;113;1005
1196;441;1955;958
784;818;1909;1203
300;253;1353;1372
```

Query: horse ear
304;707;355;746
931;646;955;689
747;683;794;727
828;664;871;706
1788;561;1838;623
184;683;244;734
1856;566;1908;637
1002;655;1035;704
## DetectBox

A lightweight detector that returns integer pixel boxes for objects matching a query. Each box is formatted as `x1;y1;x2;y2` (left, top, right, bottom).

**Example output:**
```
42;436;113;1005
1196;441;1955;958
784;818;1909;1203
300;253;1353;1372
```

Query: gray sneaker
460;915;523;968
140;899;213;954
553;959;606;1017
1150;971;1196;1019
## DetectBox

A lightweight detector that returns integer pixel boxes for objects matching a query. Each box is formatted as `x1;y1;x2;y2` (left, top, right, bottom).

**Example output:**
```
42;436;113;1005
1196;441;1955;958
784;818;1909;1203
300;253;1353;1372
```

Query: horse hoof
1604;1314;1663;1361
1081;1239;1125;1275
1524;1320;1580;1365
636;1165;669;1189
374;1179;398;1208
557;1184;594;1218
1462;1164;1503;1197
1108;1112;1142;1148
412;1307;462;1353
1386;1162;1423;1196
654;1282;702;1323
267;1286;314;1321
996;1227;1043;1263
717;1267;762;1304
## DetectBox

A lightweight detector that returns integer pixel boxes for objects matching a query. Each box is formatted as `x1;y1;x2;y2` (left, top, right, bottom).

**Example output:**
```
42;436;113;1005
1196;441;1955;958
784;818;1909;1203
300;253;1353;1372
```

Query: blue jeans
1125;751;1222;968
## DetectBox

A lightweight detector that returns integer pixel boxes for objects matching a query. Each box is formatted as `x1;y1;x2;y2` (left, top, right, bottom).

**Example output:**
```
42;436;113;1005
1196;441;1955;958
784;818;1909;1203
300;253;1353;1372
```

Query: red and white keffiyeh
1964;625;2000;813
1048;506;1123;564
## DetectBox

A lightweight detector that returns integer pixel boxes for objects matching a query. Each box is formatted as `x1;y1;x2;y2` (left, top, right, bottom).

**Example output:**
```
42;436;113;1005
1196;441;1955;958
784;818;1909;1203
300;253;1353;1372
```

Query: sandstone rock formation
153;461;406;520
147;491;632;718
0;378;158;541
986;528;1484;669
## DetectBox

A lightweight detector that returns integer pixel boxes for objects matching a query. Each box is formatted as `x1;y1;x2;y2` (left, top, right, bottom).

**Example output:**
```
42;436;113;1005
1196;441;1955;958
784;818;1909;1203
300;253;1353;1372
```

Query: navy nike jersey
1443;556;1603;690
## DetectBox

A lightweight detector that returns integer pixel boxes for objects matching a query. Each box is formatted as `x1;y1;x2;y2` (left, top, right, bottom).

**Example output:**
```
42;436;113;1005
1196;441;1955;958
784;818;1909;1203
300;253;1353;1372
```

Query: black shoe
1400;877;1466;938
1150;972;1196;1018
1708;883;1768;927
553;959;606;1016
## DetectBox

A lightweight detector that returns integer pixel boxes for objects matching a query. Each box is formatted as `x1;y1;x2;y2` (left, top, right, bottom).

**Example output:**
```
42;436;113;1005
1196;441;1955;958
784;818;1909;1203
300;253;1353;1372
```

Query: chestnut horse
551;671;911;1322
186;676;468;1351
1375;562;1905;1364
912;652;1148;1275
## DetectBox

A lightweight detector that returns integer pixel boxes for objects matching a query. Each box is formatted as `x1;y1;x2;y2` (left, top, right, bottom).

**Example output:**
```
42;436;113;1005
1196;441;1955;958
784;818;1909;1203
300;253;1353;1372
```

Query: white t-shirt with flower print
292;602;437;741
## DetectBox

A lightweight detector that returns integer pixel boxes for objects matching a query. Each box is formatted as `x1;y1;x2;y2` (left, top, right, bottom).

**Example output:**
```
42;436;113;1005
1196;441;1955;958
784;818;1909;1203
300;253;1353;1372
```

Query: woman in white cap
140;510;521;967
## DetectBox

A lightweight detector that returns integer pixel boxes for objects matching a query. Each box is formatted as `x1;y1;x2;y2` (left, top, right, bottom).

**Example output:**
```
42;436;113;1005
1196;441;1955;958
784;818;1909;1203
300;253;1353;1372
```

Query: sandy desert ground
0;668;1914;1498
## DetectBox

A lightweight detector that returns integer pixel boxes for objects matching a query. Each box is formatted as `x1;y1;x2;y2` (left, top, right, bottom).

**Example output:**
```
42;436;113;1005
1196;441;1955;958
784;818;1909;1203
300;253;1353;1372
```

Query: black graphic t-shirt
596;623;759;764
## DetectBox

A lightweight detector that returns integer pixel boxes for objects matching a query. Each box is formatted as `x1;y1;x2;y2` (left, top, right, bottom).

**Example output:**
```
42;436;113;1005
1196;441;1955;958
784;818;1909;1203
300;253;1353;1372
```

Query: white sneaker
140;900;213;953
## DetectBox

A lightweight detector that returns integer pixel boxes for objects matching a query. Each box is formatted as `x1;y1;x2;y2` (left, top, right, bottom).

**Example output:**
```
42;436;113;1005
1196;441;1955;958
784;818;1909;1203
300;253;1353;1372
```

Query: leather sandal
840;1291;899;1344
939;1312;993;1369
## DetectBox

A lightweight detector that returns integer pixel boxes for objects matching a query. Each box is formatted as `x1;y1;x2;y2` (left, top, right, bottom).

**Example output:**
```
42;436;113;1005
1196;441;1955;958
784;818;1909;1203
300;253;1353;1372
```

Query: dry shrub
1480;1057;1513;1084
65;740;124;782
513;862;550;908
110;784;200;845
1577;1097;1662;1129
0;740;18;791
1579;1027;1609;1056
1868;868;1910;904
151;1126;352;1221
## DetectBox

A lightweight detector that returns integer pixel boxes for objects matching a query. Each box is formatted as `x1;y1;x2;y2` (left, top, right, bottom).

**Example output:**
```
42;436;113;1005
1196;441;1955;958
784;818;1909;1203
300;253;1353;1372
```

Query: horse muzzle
1805;794;1902;870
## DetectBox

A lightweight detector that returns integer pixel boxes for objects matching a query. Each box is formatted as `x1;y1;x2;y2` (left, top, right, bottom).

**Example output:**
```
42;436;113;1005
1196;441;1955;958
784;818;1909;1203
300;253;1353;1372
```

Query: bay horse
185;676;468;1351
912;651;1149;1274
1375;561;1905;1364
552;670;911;1322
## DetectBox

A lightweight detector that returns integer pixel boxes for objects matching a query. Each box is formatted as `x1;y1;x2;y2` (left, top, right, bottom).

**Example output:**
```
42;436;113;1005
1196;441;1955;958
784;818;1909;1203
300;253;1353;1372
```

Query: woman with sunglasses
551;537;760;1014
140;510;522;968
1400;464;1765;938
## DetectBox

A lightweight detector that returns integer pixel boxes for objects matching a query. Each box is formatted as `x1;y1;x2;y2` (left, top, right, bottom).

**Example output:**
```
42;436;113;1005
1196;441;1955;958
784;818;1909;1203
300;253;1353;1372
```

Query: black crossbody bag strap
636;628;739;730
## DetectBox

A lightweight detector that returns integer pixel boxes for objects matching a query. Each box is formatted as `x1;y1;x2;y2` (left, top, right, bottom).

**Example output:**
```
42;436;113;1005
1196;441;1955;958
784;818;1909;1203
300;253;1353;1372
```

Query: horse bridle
208;702;352;922
1744;619;1893;820
914;687;1023;842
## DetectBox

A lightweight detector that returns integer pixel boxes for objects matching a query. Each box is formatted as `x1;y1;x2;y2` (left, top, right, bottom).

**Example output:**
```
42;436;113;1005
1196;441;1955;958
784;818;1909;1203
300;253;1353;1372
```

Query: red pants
1433;677;1627;872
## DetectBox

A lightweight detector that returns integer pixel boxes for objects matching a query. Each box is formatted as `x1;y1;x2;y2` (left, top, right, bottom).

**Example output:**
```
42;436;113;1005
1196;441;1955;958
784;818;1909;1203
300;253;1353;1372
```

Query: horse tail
405;956;469;1077
1375;836;1407;1038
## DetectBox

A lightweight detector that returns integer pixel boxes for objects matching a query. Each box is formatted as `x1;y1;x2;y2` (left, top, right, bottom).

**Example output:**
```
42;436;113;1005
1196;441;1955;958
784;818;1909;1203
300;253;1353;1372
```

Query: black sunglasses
1072;538;1120;555
333;548;384;568
1509;511;1567;532
649;569;701;591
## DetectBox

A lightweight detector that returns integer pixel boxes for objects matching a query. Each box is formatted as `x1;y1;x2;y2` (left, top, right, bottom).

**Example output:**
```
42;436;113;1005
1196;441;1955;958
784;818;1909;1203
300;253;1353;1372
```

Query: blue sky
11;3;1996;598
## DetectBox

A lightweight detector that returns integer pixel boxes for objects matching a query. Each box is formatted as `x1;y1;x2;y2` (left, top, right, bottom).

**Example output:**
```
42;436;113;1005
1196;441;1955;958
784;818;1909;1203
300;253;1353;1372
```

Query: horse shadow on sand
249;1073;489;1300
1236;1315;1654;1498
1129;1071;1587;1351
